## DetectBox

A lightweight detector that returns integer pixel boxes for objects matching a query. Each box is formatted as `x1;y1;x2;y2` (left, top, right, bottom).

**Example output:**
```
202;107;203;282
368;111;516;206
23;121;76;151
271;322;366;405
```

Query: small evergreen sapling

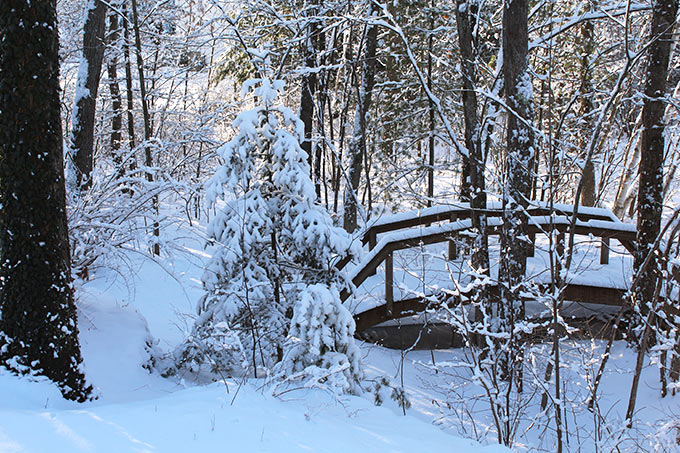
174;78;361;391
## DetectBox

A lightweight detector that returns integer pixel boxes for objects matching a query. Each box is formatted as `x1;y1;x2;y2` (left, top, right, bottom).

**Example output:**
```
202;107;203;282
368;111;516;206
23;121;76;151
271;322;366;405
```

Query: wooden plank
448;237;457;260
560;284;625;306
368;230;377;251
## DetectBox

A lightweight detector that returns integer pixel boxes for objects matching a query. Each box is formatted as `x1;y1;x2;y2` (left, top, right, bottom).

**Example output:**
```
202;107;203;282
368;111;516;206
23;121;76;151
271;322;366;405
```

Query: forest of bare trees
1;0;680;450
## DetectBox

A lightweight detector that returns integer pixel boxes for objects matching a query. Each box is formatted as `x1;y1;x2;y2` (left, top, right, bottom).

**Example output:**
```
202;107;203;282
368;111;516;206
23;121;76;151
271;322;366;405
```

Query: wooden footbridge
337;202;638;333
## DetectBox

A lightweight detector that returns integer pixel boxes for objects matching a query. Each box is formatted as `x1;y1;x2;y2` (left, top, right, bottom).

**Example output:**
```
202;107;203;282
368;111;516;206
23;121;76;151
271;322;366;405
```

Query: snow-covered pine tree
174;78;360;391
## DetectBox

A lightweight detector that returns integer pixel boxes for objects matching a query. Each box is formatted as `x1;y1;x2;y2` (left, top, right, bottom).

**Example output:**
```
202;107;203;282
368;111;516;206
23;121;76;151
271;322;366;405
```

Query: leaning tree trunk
0;0;92;402
342;0;379;233
69;0;107;190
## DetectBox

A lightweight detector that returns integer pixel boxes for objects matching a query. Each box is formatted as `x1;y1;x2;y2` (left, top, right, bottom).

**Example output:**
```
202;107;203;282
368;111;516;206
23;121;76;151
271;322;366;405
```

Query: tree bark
122;2;136;155
578;9;597;207
106;8;124;170
498;0;535;393
634;0;679;324
500;0;534;308
455;0;489;274
0;0;92;401
130;0;160;255
69;0;107;190
427;0;436;206
299;0;320;182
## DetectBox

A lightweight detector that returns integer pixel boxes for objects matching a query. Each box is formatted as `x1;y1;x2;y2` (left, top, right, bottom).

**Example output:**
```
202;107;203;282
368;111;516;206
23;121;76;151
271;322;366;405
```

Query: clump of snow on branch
275;284;362;394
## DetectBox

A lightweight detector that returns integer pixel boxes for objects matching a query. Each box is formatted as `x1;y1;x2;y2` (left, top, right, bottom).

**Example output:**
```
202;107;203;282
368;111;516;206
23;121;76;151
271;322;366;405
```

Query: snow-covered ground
0;223;507;453
1;218;678;452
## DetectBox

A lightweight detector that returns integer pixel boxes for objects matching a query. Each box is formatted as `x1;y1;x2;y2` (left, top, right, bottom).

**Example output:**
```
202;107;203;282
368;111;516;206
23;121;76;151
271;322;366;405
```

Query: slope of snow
0;223;507;453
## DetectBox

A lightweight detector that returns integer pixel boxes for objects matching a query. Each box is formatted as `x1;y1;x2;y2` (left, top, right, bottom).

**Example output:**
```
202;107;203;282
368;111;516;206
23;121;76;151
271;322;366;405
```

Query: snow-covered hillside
1;219;679;452
0;228;507;453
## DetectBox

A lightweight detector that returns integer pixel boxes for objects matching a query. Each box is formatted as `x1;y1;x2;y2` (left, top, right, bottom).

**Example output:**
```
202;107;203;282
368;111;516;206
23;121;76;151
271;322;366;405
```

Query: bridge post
385;252;393;316
448;213;458;260
527;232;535;257
368;230;377;251
600;237;610;265
556;232;565;258
448;238;457;260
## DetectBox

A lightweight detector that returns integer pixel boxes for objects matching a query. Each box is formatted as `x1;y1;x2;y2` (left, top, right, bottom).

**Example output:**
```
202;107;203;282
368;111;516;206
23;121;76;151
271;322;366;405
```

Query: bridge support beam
557;232;565;258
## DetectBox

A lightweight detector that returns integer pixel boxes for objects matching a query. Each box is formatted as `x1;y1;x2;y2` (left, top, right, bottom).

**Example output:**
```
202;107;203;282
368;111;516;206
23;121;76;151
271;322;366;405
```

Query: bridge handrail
360;201;622;249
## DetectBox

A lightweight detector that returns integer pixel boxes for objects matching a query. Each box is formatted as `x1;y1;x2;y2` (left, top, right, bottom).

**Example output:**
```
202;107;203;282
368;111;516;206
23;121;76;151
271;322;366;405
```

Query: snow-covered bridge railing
338;204;637;331
359;200;626;252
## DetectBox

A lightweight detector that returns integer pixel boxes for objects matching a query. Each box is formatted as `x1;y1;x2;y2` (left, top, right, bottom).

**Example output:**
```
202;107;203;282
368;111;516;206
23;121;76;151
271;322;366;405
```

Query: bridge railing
339;209;637;330
359;201;626;261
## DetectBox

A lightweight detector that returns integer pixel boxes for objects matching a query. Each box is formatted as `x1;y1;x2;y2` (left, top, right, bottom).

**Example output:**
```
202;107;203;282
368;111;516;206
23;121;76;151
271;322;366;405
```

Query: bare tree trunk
342;1;379;233
299;0;320;182
578;7;597;207
122;2;136;161
499;0;534;364
313;13;327;201
454;1;490;315
106;8;123;172
130;0;160;255
427;0;436;206
633;0;678;331
69;0;107;190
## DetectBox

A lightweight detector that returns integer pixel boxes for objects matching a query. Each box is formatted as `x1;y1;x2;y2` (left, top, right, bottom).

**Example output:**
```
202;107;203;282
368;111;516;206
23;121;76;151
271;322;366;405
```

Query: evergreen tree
0;0;92;401
174;77;360;391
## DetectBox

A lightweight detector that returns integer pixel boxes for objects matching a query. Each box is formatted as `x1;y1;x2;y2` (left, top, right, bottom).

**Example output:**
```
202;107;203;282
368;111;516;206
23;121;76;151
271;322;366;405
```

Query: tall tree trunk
578;8;597;207
455;0;489;273
106;8;124;172
633;0;679;330
69;0;107;190
499;0;534;383
342;1;379;233
0;0;92;401
130;0;160;255
299;0;320;182
427;0;436;206
122;2;137;157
